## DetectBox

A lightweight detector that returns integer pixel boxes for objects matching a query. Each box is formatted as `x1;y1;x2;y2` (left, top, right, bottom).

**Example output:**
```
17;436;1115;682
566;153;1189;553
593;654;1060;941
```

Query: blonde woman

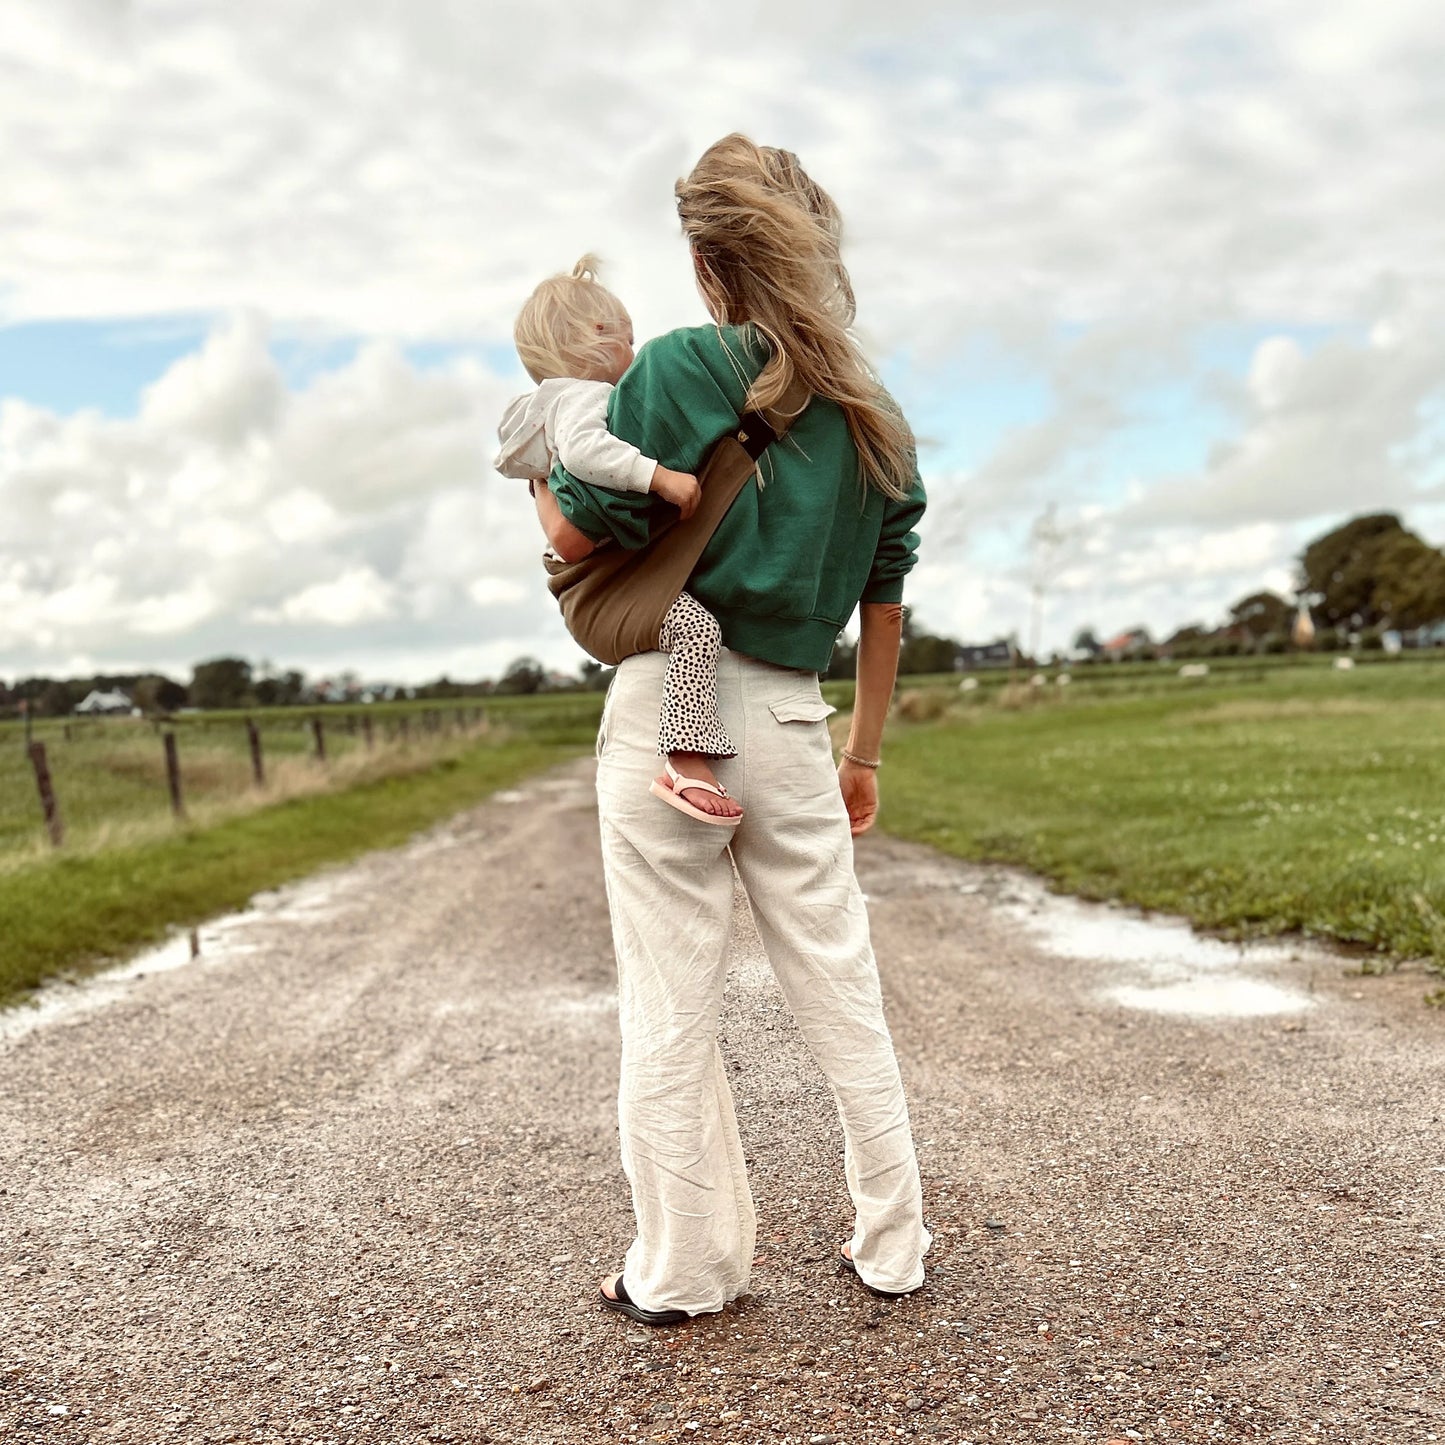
533;134;932;1324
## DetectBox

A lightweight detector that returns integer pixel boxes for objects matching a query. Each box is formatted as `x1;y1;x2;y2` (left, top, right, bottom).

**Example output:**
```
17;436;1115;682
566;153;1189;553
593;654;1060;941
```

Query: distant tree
421;674;465;700
496;657;545;695
1165;623;1212;657
1368;530;1445;629
827;632;858;680
1071;627;1101;654
899;630;959;676
1300;513;1412;627
1227;591;1292;641
133;675;188;713
578;660;614;692
189;657;253;710
38;679;79;717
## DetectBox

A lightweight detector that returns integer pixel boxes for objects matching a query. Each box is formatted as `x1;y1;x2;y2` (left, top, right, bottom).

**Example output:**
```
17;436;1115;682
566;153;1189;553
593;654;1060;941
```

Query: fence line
13;706;491;853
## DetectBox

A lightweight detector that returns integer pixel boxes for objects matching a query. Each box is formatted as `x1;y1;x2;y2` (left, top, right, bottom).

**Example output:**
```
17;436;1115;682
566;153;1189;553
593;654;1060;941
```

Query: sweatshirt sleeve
550;384;658;494
861;468;927;604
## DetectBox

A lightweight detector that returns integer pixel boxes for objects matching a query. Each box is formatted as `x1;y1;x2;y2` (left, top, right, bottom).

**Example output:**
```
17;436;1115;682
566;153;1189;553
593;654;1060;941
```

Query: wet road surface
2;759;1442;1443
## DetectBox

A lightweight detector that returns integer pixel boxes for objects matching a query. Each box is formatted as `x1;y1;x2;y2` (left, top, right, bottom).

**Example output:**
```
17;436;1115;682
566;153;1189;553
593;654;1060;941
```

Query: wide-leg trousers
595;648;931;1315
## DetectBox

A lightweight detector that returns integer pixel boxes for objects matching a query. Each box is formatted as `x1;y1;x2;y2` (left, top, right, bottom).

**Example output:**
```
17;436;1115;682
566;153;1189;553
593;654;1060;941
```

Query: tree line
1101;513;1445;662
5;512;1442;719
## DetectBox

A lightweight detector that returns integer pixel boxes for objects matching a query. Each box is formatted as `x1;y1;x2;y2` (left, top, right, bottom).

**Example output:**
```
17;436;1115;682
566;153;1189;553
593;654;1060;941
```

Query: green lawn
5;656;1444;1007
877;660;1445;974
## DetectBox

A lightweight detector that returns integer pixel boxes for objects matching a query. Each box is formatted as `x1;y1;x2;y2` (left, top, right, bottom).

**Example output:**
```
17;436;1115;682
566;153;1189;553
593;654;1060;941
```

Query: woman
535;134;931;1323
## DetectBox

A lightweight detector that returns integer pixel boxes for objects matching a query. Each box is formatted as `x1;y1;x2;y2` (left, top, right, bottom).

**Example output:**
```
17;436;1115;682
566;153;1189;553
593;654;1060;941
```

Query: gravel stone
1;758;1441;1444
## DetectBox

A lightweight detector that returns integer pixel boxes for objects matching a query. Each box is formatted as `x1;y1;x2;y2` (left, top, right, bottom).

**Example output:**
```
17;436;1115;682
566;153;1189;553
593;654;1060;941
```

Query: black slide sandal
599;1273;691;1327
838;1247;919;1299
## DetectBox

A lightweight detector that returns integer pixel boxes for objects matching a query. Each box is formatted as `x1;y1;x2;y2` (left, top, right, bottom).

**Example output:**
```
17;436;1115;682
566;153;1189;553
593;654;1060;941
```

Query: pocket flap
768;696;837;724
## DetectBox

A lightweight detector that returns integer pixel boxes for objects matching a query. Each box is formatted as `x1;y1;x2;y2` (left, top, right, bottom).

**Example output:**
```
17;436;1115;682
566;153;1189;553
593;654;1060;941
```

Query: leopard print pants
655;591;736;758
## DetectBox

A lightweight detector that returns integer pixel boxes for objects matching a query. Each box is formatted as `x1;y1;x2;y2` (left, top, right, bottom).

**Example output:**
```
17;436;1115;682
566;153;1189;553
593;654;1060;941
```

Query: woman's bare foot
666;752;742;818
601;1272;623;1301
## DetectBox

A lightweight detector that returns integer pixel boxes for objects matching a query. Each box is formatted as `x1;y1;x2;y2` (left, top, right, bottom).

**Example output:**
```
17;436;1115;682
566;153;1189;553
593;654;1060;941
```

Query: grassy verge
875;666;1445;975
0;737;587;1006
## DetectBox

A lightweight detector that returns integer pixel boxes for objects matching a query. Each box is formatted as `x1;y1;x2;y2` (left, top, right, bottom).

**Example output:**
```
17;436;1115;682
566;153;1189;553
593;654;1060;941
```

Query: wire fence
4;705;494;858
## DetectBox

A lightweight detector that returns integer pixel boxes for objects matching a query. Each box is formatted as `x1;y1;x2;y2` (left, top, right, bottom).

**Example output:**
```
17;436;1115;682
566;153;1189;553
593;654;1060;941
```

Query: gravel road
2;758;1441;1444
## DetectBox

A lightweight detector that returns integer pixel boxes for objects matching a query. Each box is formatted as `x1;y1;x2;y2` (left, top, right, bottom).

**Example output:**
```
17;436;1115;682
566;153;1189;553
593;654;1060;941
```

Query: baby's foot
667;752;743;818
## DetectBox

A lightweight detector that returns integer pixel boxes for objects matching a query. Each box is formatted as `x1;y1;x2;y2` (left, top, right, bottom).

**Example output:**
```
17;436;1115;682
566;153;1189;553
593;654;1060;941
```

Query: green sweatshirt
549;324;926;673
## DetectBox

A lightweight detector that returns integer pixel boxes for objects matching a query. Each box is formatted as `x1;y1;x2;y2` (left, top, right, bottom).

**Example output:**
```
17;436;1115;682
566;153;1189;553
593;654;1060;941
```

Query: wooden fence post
361;715;374;750
163;731;185;818
245;718;265;787
27;741;63;847
311;716;327;762
399;714;410;745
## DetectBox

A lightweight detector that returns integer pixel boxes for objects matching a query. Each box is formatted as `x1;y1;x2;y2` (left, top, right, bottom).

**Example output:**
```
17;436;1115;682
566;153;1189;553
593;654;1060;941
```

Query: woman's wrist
840;747;880;769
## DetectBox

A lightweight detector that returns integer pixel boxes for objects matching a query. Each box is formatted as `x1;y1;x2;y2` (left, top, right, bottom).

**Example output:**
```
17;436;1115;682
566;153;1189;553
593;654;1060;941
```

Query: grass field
3;653;1442;1007
874;657;1445;981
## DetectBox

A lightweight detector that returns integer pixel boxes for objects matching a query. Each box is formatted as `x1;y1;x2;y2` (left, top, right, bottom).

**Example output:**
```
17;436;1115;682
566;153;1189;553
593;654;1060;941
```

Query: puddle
0;871;355;1046
1012;895;1297;972
996;875;1318;1019
548;992;617;1019
1105;979;1311;1018
0;804;505;1047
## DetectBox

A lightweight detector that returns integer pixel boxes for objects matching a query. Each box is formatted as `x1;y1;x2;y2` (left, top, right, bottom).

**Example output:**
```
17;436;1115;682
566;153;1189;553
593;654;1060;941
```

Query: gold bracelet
841;748;880;769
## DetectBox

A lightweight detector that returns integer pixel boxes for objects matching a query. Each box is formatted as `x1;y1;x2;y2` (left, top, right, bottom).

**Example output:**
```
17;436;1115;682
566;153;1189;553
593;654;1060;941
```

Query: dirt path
2;760;1441;1444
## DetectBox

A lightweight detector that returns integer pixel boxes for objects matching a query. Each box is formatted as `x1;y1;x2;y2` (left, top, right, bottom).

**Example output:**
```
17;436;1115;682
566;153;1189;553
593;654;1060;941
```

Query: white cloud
1119;315;1445;532
0;314;570;680
3;0;1445;673
262;567;398;628
139;312;283;445
0;0;1442;350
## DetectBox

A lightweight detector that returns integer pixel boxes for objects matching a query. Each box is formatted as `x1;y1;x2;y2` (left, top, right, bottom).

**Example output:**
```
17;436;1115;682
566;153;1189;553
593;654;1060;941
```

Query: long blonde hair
513;254;630;384
675;134;915;501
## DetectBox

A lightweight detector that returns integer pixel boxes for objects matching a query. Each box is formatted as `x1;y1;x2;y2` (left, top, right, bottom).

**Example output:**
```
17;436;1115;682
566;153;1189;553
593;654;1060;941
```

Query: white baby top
493;378;656;493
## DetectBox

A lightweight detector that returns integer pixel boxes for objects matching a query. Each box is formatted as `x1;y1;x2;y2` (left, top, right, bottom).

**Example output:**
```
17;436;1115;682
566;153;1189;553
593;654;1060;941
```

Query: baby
494;256;743;825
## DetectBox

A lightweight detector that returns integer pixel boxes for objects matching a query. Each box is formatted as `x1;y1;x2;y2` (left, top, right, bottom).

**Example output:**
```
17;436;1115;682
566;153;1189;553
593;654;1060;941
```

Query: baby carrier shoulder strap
544;377;811;667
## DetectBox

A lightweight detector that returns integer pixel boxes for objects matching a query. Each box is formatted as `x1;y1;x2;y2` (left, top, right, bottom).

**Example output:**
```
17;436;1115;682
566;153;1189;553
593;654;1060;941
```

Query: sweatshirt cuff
861;576;907;605
628;452;658;493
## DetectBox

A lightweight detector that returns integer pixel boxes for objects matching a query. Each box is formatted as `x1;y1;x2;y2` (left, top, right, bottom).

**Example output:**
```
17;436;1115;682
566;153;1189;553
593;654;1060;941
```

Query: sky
2;0;1444;686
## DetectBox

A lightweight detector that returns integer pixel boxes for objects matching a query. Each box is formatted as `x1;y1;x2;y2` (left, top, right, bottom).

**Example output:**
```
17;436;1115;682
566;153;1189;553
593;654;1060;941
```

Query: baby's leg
654;593;742;819
657;593;735;758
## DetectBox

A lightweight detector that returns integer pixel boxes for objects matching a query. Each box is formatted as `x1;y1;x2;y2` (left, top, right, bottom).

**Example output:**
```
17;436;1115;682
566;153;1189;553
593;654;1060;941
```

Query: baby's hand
652;466;701;521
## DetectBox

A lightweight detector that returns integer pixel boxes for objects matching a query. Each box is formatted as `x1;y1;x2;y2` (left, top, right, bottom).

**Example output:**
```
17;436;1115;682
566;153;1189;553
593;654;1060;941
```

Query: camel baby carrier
544;378;810;667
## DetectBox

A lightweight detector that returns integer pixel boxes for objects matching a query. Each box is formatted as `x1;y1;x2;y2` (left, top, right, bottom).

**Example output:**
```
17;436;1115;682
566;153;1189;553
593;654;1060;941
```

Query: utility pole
1027;503;1074;665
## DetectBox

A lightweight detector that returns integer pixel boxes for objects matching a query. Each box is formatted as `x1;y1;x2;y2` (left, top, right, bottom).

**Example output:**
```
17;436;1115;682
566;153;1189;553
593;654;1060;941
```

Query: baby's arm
552;386;701;519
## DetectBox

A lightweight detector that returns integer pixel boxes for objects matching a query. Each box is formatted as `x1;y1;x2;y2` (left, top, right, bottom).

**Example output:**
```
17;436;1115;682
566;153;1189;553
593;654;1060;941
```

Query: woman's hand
533;480;598;562
837;758;879;836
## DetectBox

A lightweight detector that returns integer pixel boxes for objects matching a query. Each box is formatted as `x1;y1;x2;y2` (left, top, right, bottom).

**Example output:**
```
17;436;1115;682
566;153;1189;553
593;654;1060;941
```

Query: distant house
1414;620;1445;649
75;689;133;716
1100;628;1154;661
955;639;1016;671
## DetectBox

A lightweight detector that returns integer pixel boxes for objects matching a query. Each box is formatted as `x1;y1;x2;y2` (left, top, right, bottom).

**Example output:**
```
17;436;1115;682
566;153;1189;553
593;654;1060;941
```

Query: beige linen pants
595;648;931;1315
